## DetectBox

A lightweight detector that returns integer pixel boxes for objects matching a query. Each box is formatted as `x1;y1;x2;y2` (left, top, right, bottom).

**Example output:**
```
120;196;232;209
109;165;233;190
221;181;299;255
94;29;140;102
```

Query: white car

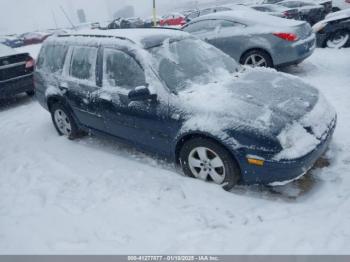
333;0;350;11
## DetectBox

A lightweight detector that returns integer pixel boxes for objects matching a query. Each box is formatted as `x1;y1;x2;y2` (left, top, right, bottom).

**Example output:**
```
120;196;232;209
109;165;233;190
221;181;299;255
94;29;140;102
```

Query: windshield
149;38;239;92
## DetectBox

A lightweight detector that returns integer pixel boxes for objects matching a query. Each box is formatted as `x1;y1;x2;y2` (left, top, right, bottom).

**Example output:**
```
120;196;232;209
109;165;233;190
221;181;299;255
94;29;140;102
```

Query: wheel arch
47;95;66;112
174;132;242;173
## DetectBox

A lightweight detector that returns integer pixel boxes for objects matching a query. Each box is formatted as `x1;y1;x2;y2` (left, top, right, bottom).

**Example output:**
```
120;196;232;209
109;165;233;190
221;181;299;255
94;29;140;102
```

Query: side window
184;20;215;33
103;49;146;90
218;20;245;29
69;46;98;82
37;44;68;73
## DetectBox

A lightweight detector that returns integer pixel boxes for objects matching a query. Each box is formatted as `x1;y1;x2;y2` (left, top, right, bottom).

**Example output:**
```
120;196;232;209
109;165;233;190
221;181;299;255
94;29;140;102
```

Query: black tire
179;137;241;191
240;49;273;68
26;90;35;96
325;30;350;49
50;102;82;140
332;7;341;12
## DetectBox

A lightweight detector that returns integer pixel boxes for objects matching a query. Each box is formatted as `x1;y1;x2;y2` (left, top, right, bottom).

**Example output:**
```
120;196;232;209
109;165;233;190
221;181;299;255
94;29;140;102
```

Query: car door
62;45;105;131
184;19;246;60
208;20;248;60
97;47;172;155
184;20;217;42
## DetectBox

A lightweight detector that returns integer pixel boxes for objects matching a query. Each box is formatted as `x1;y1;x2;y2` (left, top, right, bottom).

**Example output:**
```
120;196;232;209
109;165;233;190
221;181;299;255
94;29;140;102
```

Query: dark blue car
0;35;24;48
34;29;336;190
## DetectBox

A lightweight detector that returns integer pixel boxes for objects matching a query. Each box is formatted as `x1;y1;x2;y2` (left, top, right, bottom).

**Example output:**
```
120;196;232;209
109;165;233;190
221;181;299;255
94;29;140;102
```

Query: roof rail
57;33;136;44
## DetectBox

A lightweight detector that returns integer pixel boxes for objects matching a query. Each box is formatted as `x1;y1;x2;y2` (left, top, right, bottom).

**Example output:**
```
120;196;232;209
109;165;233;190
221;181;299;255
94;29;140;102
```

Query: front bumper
0;74;34;98
237;117;336;185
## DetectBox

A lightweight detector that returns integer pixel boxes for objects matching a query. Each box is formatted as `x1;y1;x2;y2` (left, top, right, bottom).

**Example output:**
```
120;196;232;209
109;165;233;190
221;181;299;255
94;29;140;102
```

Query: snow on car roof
191;9;304;27
56;28;190;48
0;43;18;57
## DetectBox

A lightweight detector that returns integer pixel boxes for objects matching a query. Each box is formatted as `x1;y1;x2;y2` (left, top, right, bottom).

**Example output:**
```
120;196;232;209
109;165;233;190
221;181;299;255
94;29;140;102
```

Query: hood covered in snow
178;68;336;157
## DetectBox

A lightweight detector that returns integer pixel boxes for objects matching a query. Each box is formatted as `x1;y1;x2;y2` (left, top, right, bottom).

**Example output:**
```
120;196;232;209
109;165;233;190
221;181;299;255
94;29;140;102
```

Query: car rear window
37;44;68;73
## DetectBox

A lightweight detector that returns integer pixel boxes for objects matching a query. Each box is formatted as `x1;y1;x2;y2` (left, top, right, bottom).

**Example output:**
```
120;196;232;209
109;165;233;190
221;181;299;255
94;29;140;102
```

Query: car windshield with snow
34;29;336;190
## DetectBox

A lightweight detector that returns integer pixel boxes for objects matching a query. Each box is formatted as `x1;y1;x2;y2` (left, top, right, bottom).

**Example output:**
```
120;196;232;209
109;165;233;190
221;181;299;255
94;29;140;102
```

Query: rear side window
184;20;215;33
184;19;244;33
103;49;146;90
37;44;68;73
69;46;98;82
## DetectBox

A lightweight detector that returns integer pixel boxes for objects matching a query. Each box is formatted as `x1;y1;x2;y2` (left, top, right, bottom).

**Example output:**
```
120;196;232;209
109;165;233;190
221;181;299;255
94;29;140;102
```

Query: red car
21;32;52;46
160;13;186;26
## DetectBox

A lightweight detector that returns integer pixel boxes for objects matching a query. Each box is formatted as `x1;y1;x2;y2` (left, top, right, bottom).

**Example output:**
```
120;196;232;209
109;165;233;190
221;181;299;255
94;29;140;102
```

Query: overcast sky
0;0;176;34
0;0;247;35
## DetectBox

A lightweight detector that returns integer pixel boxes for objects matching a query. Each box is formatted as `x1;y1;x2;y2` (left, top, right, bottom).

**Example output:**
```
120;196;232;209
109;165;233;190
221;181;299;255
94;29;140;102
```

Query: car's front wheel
326;30;350;49
50;102;82;140
179;137;241;191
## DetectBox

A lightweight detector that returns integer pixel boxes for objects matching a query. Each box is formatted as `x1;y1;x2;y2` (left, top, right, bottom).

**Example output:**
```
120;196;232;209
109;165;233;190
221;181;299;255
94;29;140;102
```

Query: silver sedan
182;9;316;68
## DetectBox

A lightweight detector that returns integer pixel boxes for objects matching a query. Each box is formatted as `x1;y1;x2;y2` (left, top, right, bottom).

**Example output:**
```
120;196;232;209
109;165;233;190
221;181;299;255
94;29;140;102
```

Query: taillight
283;11;290;17
273;32;298;42
25;57;35;69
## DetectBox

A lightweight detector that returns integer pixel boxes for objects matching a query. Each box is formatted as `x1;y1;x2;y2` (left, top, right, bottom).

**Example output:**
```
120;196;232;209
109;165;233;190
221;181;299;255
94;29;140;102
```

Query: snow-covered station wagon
34;28;336;190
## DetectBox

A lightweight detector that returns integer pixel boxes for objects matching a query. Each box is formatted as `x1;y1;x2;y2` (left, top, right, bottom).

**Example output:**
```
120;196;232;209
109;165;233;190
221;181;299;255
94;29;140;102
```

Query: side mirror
128;86;157;102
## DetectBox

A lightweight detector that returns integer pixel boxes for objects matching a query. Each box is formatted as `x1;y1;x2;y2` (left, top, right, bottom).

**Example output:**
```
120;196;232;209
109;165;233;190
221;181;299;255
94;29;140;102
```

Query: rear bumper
238;117;336;185
0;74;34;98
274;35;316;67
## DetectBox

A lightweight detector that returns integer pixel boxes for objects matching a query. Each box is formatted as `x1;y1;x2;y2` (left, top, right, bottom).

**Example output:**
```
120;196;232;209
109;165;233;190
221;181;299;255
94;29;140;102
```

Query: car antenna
60;6;77;30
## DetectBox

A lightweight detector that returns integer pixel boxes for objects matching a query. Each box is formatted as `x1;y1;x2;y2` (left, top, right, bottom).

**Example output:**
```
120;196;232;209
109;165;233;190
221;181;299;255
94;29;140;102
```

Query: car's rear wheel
241;50;273;68
50;102;82;140
179;137;241;191
326;31;350;49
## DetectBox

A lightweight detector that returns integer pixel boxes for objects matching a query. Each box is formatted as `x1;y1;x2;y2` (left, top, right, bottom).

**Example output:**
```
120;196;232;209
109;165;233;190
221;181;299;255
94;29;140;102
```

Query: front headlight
312;22;327;33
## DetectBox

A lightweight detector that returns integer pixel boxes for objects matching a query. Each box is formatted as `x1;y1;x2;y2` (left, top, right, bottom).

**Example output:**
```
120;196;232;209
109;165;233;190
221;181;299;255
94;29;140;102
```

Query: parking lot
0;44;349;254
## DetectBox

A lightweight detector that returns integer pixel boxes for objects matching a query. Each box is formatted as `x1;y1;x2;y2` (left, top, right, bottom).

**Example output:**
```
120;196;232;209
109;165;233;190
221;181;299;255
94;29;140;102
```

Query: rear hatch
0;52;33;82
294;22;313;40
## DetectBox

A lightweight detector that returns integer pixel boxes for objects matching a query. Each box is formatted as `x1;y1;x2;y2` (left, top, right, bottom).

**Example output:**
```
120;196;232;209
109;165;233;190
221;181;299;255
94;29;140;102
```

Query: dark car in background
34;29;336;190
277;0;326;25
0;44;35;99
182;10;315;68
251;4;301;19
313;9;350;47
107;17;145;29
0;35;24;48
262;0;332;14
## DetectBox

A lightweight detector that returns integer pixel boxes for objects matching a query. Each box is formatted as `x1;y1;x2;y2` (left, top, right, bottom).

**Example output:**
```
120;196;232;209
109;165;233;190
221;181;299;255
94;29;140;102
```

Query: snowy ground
0;45;349;254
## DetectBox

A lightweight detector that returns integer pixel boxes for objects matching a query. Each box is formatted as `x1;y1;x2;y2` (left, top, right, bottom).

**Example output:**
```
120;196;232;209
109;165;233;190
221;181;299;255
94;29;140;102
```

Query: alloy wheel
327;32;349;49
188;146;226;184
244;54;267;67
54;109;72;137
